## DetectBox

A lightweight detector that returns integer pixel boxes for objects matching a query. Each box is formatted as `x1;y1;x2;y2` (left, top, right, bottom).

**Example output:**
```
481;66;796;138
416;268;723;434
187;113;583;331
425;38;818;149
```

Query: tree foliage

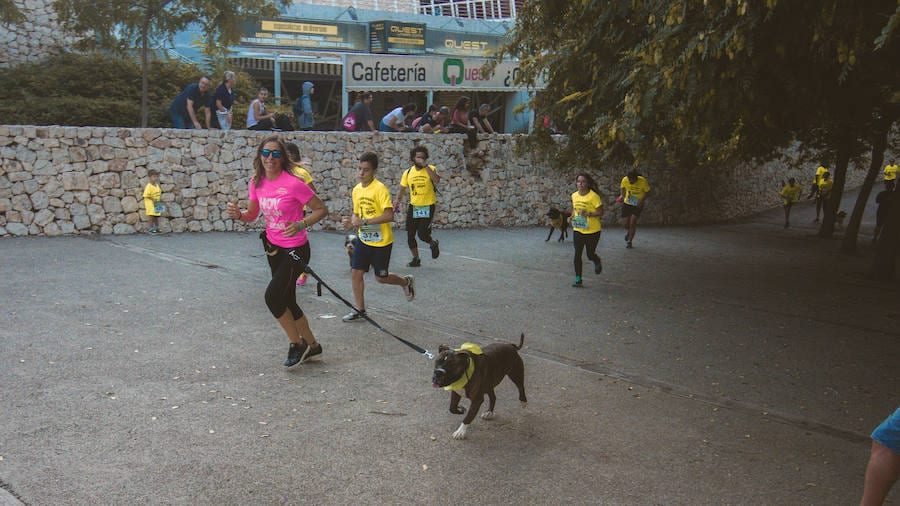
500;0;900;265
52;0;289;126
502;0;897;168
0;0;23;24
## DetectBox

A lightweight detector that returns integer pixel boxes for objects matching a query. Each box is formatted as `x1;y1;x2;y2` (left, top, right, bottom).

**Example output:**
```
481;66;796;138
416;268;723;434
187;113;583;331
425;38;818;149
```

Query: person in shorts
341;152;415;322
393;145;441;267
860;406;900;505
619;169;651;249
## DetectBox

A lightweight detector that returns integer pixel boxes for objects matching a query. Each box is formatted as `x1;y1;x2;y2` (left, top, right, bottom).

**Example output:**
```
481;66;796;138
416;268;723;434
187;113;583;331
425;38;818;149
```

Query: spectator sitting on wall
169;76;211;129
379;103;417;132
448;96;478;147
470;103;496;134
246;87;278;130
415;104;447;133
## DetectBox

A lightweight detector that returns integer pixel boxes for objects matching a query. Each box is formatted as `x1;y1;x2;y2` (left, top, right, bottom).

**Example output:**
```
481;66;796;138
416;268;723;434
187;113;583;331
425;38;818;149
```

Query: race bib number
153;202;165;214
572;214;588;230
359;225;382;243
412;205;431;219
625;195;640;206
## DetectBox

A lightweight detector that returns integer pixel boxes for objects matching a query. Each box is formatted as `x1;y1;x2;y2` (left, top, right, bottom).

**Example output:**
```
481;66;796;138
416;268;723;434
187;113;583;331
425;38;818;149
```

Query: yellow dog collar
443;343;482;391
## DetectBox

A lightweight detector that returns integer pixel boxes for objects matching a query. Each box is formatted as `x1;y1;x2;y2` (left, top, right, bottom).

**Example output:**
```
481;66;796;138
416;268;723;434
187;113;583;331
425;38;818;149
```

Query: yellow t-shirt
291;165;314;185
570;190;602;234
818;179;833;197
884;164;898;181
401;165;438;207
620;175;650;206
780;184;803;205
352;178;394;247
814;166;829;184
143;182;162;216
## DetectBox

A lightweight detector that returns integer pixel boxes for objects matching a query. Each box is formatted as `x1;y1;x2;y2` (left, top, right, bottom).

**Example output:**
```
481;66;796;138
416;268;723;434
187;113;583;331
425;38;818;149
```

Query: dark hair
402;103;417;114
788;177;796;185
252;135;296;188
359;151;379;170
257;86;268;93
453;96;470;111
285;142;301;163
428;104;439;112
410;145;429;161
627;169;641;184
575;172;600;194
359;92;373;101
148;169;159;176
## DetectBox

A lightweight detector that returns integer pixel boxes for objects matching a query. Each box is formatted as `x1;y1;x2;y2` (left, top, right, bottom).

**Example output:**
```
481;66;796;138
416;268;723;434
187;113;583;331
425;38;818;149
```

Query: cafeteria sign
344;54;546;91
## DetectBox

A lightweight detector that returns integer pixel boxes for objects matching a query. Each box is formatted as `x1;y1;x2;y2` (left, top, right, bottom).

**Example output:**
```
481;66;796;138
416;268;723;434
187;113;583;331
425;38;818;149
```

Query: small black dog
546;208;571;242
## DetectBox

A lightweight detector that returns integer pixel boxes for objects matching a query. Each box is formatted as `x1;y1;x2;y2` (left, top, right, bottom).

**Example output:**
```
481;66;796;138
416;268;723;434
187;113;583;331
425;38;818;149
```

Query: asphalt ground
1;192;897;505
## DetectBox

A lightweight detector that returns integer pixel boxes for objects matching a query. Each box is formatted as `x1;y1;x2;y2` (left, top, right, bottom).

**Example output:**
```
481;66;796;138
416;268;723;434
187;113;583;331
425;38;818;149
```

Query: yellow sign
261;20;338;36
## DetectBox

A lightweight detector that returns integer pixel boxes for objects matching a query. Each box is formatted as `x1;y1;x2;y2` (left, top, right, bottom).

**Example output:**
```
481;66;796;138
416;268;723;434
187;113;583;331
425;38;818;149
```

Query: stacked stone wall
0;125;873;237
0;0;80;68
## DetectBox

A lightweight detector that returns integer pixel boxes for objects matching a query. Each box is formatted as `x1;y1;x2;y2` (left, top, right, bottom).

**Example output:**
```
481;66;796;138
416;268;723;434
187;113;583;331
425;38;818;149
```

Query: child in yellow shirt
142;169;163;234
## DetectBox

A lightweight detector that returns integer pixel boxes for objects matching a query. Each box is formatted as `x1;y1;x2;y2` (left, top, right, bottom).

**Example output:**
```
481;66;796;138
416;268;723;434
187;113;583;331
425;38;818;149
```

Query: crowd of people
169;73;500;139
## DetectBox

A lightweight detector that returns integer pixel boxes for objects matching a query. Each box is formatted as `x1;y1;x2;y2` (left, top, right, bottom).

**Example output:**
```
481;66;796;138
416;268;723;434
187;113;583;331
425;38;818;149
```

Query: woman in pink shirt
227;135;328;366
448;96;477;148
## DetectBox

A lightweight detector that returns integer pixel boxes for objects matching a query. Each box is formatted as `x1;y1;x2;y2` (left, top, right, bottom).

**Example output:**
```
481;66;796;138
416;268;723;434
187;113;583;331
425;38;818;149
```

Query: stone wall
0;125;872;237
0;0;79;68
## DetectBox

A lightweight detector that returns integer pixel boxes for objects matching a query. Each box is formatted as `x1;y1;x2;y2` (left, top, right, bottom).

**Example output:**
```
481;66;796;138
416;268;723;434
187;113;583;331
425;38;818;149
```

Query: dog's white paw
481;411;494;420
451;423;468;440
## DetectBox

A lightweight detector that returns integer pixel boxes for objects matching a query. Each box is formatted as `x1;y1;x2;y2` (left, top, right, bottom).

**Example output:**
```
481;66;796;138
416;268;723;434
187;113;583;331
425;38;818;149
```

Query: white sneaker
402;275;415;301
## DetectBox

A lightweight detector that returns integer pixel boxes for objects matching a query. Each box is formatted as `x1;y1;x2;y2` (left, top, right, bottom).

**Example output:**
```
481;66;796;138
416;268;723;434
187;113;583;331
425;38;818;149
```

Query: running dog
431;333;527;440
344;234;357;266
835;210;847;230
546;208;571;242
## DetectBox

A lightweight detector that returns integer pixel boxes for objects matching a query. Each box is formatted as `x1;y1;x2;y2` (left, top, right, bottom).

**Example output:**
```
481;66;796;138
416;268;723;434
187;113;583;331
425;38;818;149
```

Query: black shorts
350;238;393;278
621;204;643;218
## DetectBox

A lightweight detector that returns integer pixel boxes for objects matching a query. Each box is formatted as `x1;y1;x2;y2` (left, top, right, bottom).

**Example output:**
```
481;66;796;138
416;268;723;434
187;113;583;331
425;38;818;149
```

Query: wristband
297;219;307;230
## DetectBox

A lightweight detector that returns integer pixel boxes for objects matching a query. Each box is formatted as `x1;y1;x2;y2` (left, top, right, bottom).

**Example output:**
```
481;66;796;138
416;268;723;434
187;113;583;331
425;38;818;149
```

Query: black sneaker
626;241;633;249
430;239;440;259
284;341;308;367
299;342;322;363
407;257;421;267
342;310;367;322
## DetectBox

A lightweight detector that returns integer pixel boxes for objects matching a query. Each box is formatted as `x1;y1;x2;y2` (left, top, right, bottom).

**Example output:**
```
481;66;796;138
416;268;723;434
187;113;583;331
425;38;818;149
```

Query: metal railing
418;0;519;19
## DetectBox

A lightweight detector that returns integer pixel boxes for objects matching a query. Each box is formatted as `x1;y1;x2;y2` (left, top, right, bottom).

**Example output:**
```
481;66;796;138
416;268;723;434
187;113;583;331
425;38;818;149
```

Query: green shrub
0;52;261;128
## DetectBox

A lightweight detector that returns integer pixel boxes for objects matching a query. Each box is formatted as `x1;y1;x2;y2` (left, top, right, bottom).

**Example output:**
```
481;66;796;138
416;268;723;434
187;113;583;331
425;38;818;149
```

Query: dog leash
286;249;435;360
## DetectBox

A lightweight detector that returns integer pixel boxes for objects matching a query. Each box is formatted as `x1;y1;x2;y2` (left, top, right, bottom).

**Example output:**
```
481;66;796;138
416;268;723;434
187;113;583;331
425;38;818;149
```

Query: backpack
342;111;357;132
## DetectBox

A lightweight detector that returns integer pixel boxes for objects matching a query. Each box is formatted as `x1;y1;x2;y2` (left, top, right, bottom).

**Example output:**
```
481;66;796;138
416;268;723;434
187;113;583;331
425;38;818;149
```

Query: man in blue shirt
169;76;211;129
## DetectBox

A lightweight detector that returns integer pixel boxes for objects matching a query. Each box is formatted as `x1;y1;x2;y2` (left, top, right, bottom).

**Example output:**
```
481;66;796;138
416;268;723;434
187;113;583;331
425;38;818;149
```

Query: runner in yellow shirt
341;152;415;322
779;177;803;228
619;169;650;249
569;173;603;287
884;160;898;182
393;145;441;267
807;165;830;222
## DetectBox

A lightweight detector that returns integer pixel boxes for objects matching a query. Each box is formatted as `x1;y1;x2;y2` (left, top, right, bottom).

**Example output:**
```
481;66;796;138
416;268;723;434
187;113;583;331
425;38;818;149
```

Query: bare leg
351;268;366;311
293;314;318;348
276;310;302;344
375;273;410;287
860;441;900;506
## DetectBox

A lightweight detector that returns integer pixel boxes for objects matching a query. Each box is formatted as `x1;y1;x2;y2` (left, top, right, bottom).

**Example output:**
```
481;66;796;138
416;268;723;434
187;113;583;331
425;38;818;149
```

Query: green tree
500;0;899;275
53;0;288;127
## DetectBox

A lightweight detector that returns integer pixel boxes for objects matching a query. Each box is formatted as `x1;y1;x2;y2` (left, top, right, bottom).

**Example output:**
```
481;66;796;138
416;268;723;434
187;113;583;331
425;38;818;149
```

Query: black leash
286;249;434;360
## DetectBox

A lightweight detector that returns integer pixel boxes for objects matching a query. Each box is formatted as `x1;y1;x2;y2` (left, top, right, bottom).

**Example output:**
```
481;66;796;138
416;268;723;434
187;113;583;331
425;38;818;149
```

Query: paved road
1;193;897;505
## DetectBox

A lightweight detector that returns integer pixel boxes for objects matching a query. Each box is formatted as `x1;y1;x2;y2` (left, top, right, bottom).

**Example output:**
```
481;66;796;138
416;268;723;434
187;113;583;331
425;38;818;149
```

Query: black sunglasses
260;149;282;159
